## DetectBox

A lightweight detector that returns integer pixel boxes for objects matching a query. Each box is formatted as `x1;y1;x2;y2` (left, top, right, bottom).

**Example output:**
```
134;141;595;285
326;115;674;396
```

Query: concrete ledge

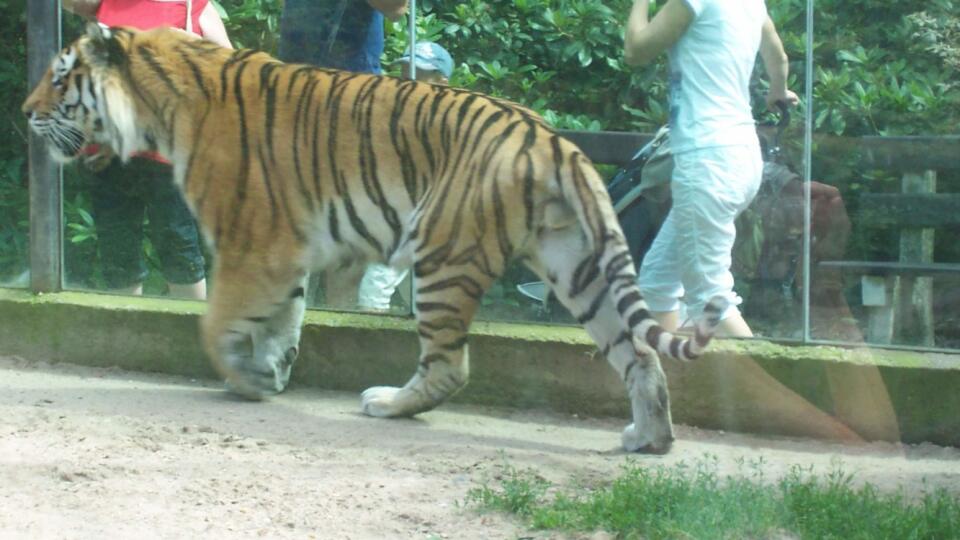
1;288;958;446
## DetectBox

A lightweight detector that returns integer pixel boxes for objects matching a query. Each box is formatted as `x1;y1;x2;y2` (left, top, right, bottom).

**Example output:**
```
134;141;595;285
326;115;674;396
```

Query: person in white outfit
621;0;895;445
624;0;798;337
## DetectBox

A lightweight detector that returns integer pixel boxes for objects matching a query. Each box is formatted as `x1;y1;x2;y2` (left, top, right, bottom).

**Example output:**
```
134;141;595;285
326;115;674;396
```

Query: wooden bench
820;137;960;346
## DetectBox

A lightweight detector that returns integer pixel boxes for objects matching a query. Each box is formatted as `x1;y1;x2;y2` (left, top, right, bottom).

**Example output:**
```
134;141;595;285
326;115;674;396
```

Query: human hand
766;88;799;109
366;0;408;21
83;146;114;172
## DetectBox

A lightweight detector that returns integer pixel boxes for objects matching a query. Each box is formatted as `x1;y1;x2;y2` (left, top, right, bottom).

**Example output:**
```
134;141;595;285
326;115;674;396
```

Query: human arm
366;0;408;21
198;2;234;49
623;0;692;67
62;0;101;19
759;16;799;108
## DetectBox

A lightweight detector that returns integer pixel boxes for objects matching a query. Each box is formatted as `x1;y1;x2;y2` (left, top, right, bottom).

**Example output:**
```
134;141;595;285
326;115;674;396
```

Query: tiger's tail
550;135;728;361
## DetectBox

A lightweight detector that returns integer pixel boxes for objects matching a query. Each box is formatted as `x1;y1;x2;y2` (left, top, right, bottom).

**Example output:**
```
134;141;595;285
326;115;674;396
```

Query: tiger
22;23;727;454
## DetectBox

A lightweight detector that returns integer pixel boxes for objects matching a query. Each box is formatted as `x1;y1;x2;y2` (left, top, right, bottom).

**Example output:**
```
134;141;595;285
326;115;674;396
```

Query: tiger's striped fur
23;24;728;453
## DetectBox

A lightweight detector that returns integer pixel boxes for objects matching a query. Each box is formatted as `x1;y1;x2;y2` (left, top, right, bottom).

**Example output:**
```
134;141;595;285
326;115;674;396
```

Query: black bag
605;127;672;270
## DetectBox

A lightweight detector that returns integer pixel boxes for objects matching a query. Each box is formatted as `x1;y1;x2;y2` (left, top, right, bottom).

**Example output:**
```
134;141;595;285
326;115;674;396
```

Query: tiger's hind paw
361;386;438;418
621;423;673;455
361;386;408;417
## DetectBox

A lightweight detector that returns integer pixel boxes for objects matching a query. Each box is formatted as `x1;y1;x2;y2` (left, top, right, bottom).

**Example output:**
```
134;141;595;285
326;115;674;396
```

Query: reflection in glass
44;0;958;350
809;4;960;350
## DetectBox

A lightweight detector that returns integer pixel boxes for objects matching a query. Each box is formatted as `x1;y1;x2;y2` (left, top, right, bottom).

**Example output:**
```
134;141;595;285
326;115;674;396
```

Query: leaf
837;49;863;64
210;0;229;21
577;48;592;68
77;207;95;226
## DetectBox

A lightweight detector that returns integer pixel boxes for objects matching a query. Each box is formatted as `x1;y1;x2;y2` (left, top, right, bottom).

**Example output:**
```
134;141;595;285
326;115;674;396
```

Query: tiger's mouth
29;118;87;162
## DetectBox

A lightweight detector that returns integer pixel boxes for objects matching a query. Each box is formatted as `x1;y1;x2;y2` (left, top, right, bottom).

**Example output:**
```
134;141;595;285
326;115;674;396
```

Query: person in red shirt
61;0;232;299
65;0;232;48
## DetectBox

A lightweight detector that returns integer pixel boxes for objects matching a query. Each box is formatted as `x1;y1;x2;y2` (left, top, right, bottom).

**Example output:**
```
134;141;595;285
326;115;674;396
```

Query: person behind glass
278;0;409;311
623;0;799;337
397;41;454;84
61;0;233;299
279;0;408;72
338;41;455;311
622;0;876;443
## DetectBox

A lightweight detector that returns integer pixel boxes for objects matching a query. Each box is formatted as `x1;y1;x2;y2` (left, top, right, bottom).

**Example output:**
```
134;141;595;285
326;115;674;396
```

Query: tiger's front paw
224;377;269;401
361;386;406;417
220;338;295;401
223;363;287;401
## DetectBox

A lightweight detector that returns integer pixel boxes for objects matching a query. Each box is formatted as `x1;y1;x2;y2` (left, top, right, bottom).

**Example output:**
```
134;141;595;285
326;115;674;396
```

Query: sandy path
0;355;957;539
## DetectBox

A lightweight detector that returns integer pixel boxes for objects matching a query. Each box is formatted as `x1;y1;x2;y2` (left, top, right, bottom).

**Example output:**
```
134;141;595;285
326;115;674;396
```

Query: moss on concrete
1;288;958;446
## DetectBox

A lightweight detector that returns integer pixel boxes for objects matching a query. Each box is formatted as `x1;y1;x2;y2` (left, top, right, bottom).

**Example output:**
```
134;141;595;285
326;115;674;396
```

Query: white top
667;0;767;154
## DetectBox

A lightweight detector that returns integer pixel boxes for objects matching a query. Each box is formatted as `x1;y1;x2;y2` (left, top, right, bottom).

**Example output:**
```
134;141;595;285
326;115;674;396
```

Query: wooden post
862;275;896;344
27;0;62;293
895;170;936;346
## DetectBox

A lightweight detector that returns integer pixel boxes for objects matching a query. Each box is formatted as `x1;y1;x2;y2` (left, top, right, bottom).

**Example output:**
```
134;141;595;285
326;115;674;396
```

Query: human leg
142;159;207;299
89;158;149;292
169;281;207;299
638;199;685;331
669;145;762;323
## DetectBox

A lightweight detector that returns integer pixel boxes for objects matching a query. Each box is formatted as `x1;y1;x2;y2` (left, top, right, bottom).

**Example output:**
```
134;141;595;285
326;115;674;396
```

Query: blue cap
398;42;454;79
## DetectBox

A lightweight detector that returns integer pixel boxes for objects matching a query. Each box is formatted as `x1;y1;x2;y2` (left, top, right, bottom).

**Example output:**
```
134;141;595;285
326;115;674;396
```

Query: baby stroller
517;104;801;317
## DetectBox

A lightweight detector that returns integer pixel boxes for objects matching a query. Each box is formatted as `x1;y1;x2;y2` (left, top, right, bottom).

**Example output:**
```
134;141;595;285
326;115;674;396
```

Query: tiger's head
22;23;154;163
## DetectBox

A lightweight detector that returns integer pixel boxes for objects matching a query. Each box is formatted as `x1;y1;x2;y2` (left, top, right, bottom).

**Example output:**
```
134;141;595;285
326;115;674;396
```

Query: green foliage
382;0;666;131
215;0;282;52
0;0;28;284
467;458;960;539
800;1;960;137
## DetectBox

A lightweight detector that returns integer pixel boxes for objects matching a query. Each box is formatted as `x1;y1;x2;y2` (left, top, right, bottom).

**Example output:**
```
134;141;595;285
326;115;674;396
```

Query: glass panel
0;7;29;288
382;0;809;338
730;0;810;341
267;0;412;314
412;0;643;324
810;3;960;350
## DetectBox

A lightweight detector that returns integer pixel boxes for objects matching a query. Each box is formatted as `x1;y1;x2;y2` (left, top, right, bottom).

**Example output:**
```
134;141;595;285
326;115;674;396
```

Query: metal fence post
801;0;814;342
27;0;62;293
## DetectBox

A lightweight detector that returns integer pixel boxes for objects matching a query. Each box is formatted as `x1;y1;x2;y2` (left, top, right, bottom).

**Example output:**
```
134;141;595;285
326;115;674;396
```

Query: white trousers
638;143;763;321
357;264;408;311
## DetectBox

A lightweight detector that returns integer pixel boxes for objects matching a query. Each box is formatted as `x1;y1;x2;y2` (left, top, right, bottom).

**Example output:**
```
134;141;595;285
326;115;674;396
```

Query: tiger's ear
81;22;126;69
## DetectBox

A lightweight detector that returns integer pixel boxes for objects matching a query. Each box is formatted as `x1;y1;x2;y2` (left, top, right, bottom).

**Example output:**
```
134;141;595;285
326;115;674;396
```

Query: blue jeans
90;157;206;289
278;0;384;74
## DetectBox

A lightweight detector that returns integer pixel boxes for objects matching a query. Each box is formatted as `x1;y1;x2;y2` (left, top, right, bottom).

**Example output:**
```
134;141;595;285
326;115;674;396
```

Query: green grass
465;458;960;539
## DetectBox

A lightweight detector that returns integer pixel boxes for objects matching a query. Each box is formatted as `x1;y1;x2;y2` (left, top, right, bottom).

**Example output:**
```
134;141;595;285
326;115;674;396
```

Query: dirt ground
0;355;958;539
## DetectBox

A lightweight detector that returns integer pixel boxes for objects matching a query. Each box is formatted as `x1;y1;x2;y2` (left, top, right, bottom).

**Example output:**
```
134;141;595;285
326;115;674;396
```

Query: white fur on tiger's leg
529;224;676;453
246;276;308;395
362;259;484;417
203;265;308;400
361;325;471;417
